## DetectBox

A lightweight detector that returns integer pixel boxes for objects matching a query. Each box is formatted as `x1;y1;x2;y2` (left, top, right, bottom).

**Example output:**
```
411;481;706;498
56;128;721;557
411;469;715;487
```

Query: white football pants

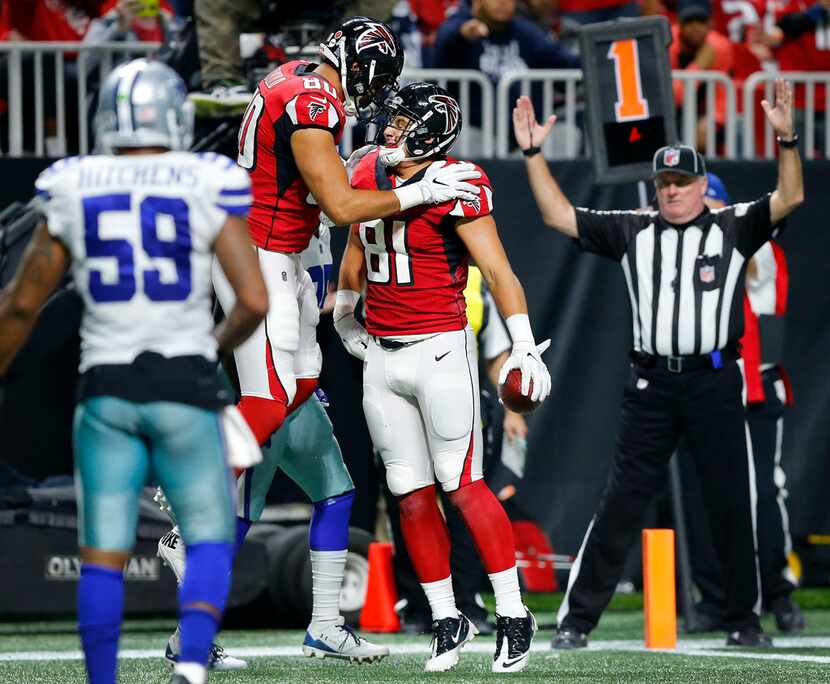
362;327;484;496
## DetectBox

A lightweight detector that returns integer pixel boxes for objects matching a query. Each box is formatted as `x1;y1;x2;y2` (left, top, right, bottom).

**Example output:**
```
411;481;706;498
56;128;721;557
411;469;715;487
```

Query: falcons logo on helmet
429;94;460;135
355;23;397;56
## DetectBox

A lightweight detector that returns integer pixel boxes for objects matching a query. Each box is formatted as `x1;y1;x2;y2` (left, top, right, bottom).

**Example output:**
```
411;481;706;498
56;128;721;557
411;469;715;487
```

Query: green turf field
3;592;830;683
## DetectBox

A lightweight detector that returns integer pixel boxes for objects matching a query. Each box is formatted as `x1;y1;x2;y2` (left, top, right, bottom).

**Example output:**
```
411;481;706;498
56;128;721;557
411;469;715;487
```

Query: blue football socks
178;542;233;665
309;490;355;551
78;564;124;684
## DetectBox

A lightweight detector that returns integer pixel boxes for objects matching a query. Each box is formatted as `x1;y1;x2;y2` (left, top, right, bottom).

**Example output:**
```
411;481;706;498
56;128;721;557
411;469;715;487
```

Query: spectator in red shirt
0;0;106;154
669;3;735;150
761;0;830;154
710;0;767;83
0;0;100;43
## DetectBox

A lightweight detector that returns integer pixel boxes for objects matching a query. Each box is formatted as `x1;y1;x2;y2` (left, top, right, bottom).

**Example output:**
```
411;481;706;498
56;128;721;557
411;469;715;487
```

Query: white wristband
506;313;534;345
334;289;360;322
393;183;426;212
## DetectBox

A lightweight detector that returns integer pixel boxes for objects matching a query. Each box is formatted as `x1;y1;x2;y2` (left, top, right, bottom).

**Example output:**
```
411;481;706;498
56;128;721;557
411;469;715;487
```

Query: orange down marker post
642;529;677;649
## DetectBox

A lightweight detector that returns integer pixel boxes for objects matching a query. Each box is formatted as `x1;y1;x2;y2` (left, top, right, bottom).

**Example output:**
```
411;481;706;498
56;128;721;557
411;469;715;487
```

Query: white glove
333;289;369;361
498;314;552;403
393;160;481;210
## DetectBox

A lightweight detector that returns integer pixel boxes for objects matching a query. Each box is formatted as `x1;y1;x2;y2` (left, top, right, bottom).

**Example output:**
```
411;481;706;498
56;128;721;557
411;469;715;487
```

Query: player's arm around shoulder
292;128;481;224
292;128;398;225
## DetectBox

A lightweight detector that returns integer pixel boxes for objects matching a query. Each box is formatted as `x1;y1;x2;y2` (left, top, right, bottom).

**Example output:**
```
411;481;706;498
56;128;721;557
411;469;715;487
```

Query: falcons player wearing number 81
194;16;483;663
335;83;552;673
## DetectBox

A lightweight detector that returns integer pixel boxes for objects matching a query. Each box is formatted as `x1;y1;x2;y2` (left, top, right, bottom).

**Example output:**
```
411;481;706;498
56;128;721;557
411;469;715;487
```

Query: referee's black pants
559;361;761;634
681;367;795;616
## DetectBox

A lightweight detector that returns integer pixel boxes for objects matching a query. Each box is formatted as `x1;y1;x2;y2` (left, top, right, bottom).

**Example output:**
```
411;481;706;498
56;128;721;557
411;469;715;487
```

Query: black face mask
353;75;399;121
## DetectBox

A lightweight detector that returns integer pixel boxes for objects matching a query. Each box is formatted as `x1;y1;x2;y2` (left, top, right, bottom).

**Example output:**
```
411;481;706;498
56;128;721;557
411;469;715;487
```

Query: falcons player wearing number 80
195;16;480;664
335;83;552;673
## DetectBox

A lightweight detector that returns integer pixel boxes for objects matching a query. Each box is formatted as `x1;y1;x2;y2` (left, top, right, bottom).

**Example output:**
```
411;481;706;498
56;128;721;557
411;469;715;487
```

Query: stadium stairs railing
340;67;495;159
495;69;738;159
0;41;827;161
0;41;160;157
743;71;830;160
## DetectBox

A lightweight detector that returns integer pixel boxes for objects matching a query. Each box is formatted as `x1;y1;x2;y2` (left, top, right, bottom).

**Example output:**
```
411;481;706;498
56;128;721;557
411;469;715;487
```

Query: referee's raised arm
512;96;578;238
763;79;805;225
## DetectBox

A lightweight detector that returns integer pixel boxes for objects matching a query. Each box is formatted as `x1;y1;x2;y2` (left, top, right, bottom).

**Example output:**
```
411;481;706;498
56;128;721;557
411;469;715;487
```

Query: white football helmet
95;58;194;153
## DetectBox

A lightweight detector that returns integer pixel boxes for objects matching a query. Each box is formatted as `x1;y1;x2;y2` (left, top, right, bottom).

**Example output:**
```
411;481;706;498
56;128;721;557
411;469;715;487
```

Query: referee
512;79;803;648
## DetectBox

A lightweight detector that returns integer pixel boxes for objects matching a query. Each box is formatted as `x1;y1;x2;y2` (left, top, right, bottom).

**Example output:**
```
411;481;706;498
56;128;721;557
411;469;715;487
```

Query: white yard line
2;637;830;664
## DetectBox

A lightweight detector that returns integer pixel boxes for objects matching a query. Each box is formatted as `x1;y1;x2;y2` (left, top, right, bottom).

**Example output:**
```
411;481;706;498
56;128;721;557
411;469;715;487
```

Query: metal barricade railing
496;69;582;160
340;67;495;159
743;71;830;161
672;70;737;159
0;41;159;157
2;49;826;162
495;69;738;160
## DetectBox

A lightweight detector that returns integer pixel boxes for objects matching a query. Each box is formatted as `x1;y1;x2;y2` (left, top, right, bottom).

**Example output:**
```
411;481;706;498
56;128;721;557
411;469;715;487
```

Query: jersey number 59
83;194;192;303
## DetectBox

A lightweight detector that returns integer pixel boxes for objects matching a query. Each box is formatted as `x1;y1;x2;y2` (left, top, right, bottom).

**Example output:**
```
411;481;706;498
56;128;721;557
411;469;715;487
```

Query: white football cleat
424;612;478;672
165;626;248;671
158;526;186;585
492;608;537;673
302;618;389;663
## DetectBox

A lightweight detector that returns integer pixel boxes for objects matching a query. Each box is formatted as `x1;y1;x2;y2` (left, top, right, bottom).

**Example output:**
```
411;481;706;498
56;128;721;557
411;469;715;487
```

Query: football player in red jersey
335;83;552;674
232;15;481;445
207;15;482;665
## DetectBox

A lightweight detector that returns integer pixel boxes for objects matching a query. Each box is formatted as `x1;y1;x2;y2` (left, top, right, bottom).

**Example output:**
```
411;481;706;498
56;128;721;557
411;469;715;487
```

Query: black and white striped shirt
576;196;774;357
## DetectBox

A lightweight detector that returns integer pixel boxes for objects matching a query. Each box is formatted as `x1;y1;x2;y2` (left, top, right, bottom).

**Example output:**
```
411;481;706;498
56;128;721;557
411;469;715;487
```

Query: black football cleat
424;612;478;672
492;608;537;672
726;628;773;647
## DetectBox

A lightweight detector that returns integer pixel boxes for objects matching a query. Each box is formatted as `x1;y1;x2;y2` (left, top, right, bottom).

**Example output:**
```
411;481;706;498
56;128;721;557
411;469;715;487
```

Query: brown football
498;368;541;414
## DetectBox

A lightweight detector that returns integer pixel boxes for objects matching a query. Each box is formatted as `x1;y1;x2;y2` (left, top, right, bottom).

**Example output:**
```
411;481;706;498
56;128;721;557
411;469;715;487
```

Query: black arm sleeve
575;208;650;260
724;194;774;257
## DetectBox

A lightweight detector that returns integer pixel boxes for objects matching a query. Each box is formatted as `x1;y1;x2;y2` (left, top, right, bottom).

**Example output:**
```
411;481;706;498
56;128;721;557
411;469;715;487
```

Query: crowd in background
0;0;828;154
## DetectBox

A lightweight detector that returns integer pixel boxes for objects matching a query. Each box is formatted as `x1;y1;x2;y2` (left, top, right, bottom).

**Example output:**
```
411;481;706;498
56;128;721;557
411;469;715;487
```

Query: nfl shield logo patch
664;148;680;167
699;264;715;283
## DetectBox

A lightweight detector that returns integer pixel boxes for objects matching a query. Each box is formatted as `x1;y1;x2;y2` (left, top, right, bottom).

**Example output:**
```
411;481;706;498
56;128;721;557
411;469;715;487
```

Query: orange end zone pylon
359;542;401;633
642;528;677;649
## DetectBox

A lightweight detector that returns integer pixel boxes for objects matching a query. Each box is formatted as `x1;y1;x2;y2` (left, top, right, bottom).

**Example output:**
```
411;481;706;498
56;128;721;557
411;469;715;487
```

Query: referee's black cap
652;145;707;178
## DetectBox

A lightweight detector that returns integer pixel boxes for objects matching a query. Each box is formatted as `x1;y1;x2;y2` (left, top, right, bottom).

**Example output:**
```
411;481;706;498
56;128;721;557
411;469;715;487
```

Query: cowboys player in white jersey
0;59;268;684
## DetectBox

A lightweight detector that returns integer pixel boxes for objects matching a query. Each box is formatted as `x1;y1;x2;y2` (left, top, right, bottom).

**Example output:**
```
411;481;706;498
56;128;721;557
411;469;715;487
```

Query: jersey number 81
359;219;413;286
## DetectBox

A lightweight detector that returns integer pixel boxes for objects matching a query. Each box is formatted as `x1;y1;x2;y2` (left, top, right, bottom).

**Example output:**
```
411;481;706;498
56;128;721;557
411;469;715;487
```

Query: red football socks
398;485;451;583
448;479;516;574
